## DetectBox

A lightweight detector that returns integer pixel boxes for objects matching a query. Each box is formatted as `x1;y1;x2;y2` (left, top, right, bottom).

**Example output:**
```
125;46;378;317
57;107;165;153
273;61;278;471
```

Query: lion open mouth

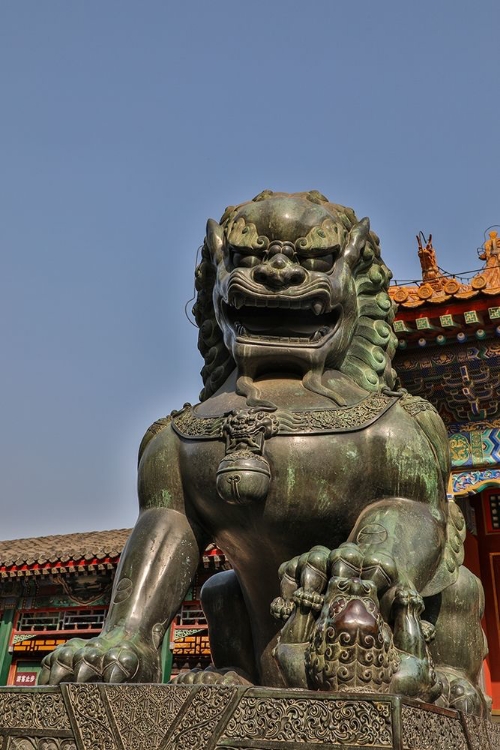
222;298;341;345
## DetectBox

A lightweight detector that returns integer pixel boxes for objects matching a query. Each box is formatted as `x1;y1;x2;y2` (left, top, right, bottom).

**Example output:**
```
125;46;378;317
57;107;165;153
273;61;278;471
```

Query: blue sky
1;1;499;539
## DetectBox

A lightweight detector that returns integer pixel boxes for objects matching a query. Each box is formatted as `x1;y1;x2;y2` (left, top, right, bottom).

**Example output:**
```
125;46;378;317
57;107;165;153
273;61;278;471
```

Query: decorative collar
171;391;401;441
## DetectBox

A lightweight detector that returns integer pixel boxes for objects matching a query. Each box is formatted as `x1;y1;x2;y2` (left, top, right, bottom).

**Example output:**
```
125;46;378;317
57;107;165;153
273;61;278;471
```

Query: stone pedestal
0;684;499;750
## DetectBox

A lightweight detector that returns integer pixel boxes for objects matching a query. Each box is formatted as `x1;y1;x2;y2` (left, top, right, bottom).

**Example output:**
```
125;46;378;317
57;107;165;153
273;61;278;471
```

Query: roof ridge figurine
391;227;500;307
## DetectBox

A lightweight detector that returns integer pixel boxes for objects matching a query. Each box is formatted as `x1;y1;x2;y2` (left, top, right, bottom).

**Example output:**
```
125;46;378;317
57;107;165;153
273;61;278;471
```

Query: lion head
193;190;397;405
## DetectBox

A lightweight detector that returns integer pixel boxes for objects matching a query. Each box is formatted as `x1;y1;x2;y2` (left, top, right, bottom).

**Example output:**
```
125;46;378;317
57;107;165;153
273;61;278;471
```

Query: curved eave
0;555;121;578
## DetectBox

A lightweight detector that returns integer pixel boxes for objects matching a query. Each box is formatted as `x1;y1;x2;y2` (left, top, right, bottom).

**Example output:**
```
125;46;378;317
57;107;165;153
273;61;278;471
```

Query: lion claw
73;646;105;683
393;585;424;615
102;646;139;682
171;667;251;686
270;596;295;621
276;546;330;618
43;646;77;685
37;628;153;684
293;587;324;611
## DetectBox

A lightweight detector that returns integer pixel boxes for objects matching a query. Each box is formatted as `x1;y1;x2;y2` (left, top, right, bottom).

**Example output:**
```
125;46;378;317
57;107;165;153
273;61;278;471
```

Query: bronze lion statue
40;191;488;716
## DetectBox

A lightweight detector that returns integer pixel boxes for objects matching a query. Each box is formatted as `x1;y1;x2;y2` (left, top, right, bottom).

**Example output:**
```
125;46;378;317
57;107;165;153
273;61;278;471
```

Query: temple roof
0;529;226;578
389;230;500;427
390;231;500;308
0;529;131;574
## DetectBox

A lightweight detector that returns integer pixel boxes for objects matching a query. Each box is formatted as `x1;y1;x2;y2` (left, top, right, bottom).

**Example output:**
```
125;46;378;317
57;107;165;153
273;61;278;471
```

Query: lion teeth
234;322;248;337
310;326;331;342
312;301;323;316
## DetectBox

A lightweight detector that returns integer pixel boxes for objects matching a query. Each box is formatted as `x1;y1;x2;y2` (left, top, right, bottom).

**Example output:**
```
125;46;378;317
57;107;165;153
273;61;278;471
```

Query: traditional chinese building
390;228;500;710
0;530;226;686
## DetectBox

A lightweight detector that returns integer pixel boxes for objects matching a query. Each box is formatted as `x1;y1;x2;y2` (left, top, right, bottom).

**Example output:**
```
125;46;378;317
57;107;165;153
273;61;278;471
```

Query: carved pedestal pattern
0;685;498;750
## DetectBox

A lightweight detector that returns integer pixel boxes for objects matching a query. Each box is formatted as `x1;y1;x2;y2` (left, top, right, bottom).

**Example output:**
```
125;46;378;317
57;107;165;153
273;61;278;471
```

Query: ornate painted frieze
453;469;500;496
395;341;500;425
449;427;500;468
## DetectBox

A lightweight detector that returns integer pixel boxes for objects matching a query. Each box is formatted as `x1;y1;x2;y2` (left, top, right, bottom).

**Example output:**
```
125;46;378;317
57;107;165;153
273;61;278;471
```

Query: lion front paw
392;585;424;614
273;545;330;622
329;542;397;594
38;627;159;684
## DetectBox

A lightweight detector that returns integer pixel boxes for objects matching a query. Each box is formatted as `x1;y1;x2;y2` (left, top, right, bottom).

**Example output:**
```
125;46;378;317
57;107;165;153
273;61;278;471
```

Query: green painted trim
0;610;15;685
161;625;173;683
16;661;41;672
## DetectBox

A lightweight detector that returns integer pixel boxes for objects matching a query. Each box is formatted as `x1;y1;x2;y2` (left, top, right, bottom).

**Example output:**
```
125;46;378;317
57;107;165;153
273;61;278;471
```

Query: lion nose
253;255;306;289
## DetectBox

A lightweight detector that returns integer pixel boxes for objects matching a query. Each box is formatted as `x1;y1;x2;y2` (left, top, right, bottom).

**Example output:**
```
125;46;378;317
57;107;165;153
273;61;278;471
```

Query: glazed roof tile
0;529;131;568
0;531;227;576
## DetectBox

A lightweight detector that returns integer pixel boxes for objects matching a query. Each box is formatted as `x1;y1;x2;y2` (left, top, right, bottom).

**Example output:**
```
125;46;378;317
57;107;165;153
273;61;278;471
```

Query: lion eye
231;252;260;268
301;254;334;272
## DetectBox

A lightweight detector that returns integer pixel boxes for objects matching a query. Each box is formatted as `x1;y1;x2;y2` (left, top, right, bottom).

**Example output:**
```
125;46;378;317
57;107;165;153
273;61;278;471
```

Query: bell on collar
216;451;271;505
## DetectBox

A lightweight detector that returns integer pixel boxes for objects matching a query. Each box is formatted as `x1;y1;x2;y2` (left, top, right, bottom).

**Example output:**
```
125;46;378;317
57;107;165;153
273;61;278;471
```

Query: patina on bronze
39;191;489;717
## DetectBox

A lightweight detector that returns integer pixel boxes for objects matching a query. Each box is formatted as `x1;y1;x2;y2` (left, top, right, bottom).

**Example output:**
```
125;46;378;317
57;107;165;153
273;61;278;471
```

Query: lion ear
206;219;225;262
343;217;370;266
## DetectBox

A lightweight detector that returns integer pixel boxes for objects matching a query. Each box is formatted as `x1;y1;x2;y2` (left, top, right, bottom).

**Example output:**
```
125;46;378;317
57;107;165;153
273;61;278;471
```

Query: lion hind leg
198;569;259;684
424;565;489;716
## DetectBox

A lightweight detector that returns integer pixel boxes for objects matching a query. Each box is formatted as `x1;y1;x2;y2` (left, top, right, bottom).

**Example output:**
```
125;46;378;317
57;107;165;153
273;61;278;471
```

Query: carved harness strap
171;392;401;506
